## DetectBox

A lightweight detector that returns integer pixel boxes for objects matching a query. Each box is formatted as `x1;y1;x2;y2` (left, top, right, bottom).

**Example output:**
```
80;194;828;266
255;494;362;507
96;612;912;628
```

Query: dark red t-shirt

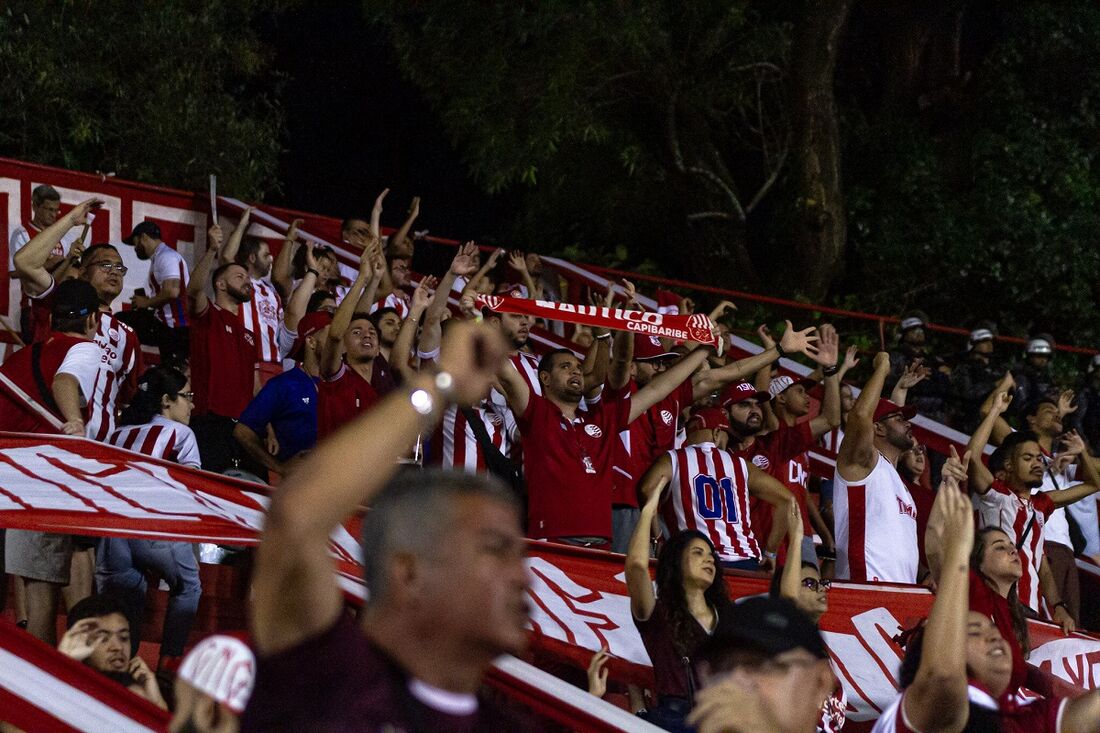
517;386;631;539
906;479;935;570
969;570;1028;693
611;378;694;507
317;362;380;439
190;302;257;418
241;614;535;733
740;420;816;543
634;598;716;699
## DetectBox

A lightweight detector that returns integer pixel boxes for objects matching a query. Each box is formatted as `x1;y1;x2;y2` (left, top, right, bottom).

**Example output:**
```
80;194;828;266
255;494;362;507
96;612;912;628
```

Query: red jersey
317;363;380;439
661;443;759;563
517;388;632;540
975;479;1055;612
906;479;935;570
190;301;257;418
741;420;815;543
0;333;100;433
612;378;695;507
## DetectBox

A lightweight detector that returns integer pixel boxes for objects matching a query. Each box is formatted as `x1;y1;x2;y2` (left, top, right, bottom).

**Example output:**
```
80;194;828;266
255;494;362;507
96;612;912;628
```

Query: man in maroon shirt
245;320;534;732
187;230;258;471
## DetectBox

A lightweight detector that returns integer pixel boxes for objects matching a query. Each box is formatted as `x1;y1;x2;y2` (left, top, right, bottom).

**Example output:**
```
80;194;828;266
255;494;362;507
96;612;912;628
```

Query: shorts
4;531;73;584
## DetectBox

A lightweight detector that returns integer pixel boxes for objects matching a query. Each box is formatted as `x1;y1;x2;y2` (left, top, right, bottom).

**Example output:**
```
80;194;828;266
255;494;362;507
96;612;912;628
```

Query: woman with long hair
625;486;732;730
968;526;1029;693
97;365;202;672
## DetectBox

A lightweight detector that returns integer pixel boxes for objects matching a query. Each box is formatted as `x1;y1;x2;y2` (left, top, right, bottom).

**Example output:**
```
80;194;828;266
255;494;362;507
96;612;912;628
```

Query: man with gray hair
244;320;534;731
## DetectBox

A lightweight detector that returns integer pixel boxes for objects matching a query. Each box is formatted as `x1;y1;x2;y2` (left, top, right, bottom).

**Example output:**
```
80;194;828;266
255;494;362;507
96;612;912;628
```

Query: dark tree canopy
0;1;287;199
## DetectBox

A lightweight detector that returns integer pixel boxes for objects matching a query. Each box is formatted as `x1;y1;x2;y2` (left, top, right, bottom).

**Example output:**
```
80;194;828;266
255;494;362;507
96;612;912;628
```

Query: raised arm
393;279;434;384
691;320;822;401
369;188;389;239
271;218;302;300
837;351;890;482
353;238;386;313
187;225;223;313
807;324;842;438
386;196;420;253
15;198;100;296
978;372;1015;445
496;354;532;418
967;390;1012;494
282;243;320;333
458;248;504;302
778;500;805;602
1046;430;1100;509
251;320;508;655
219;207;251;265
628;347;711;422
924;447;970;584
507;250;541;299
322;245;381;378
889;359;930;407
626;475;666;621
903;469;973;733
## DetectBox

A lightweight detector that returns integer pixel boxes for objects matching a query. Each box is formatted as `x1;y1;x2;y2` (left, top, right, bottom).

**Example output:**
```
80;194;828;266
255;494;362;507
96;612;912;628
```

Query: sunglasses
801;578;831;593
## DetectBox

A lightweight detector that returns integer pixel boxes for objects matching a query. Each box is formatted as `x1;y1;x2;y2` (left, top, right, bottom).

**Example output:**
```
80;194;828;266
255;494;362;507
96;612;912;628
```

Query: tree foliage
0;1;287;199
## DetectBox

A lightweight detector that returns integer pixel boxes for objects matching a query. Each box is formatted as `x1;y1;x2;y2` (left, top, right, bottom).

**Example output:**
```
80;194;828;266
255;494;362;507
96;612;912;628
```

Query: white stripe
492;655;661;732
0;647;159;732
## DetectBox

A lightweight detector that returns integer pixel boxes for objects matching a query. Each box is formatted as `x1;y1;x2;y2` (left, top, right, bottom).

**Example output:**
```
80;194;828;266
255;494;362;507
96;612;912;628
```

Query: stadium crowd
3;182;1100;732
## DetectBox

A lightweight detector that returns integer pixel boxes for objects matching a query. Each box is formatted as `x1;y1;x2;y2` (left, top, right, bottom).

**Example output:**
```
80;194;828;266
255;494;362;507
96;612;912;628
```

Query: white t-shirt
57;342;105;406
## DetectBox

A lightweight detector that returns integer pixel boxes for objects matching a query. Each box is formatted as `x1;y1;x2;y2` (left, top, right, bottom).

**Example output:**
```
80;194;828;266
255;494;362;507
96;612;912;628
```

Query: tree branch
667;91;685;172
687;165;746;222
746;130;790;214
687;211;734;222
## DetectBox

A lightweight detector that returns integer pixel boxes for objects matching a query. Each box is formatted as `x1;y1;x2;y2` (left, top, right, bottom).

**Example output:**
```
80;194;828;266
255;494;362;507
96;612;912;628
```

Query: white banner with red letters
476;294;721;348
1;437;1099;729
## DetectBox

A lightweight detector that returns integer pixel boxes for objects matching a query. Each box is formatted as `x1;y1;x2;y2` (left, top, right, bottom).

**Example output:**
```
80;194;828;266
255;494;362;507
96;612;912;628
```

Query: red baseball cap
686;407;730;433
873;398;917;423
634;333;679;362
720;380;771;406
290;311;333;360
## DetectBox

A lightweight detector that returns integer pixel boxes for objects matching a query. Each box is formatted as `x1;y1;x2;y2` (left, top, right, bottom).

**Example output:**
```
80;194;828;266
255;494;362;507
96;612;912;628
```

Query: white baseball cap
177;635;256;713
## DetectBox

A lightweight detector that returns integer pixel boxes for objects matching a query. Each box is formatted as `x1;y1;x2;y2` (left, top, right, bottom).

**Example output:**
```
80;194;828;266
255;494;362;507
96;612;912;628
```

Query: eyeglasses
93;262;129;275
801;578;831;593
177;391;194;401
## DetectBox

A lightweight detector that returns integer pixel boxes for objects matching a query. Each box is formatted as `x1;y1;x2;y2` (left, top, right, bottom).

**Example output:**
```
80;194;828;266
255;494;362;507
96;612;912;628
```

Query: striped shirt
86;312;142;442
148;243;190;327
976;479;1055;612
662;442;759;563
437;401;517;473
241;277;285;364
834;453;919;583
368;291;409;319
108;414;201;468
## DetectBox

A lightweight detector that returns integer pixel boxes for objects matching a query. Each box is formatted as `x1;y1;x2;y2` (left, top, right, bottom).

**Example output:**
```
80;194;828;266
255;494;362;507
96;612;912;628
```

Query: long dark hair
120;366;188;426
655;530;730;656
970;526;1030;655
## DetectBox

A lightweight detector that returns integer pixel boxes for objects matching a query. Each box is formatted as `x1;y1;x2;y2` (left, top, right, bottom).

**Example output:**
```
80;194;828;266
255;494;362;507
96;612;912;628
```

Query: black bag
460;406;525;499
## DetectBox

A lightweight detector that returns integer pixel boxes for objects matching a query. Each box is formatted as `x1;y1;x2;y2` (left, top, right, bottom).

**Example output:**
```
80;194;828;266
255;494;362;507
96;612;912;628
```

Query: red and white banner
1;433;1099;728
477;294;720;348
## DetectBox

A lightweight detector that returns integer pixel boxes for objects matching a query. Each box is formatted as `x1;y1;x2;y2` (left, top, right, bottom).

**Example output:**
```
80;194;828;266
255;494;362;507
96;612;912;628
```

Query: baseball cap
873;398;917;423
720;380;770;407
51;280;100;320
289;311;333;360
768;375;814;399
697;596;828;664
123;220;161;245
634;333;679;362
1026;338;1053;355
177;634;256;713
686;407;730;433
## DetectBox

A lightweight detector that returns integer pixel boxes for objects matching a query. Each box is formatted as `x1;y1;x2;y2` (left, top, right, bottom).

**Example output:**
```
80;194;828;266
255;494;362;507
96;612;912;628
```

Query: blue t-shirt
238;366;319;461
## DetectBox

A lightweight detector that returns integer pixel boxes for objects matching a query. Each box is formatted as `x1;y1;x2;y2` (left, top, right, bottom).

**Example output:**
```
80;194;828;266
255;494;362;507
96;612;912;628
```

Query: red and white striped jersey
85;312;142;442
489;351;543;414
661;442;760;563
976;480;1055;612
436;401;518;473
368;291;409;319
108;415;201;468
240;277;284;364
148;243;190;328
834;453;919;583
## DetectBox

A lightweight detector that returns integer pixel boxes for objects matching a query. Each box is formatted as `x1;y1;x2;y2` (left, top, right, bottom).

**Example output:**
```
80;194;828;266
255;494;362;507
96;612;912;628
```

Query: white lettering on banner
1029;637;1100;688
525;557;652;667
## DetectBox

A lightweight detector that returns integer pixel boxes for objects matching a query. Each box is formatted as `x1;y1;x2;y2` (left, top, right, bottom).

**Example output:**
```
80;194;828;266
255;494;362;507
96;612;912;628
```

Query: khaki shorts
4;530;72;584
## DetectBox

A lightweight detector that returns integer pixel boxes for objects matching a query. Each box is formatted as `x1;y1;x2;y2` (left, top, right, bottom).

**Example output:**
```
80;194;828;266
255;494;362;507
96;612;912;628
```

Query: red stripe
121;427;140;451
138;425;163;456
848;484;868;580
162;430;178;463
737;458;759;557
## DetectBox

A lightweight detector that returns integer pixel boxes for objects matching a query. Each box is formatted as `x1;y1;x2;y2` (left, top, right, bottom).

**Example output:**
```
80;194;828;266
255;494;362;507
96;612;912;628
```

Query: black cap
52;280;100;320
123;220;161;245
697;596;829;664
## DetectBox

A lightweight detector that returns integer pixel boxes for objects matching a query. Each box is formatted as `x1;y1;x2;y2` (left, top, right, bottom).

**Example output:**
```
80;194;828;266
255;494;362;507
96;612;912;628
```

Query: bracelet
594;332;612;341
762;550;777;560
416;346;441;361
774;343;787;359
305;268;320;278
408;371;456;419
1053;600;1067;611
823;364;839;377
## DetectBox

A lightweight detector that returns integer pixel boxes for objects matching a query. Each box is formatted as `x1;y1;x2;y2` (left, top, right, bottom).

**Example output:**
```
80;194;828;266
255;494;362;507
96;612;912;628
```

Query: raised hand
450;242;481;277
412;277;437;310
372;188;390;216
786;497;804;543
1059;429;1087;458
621;279;639;309
778;320;820;359
808;323;839;367
437;320;510;406
940;459;975;555
941;445;970;490
990;389;1013;416
207;224;224;254
507;250;529;273
873;351;890;371
58;619;102;661
841;345;860;373
898;359;931;389
486;247;505;269
303;242;320;274
408;196;421;219
67;198;104;225
286;218;304;243
757;323;776;350
586;647;610;698
708;300;737;321
1058;389;1077;417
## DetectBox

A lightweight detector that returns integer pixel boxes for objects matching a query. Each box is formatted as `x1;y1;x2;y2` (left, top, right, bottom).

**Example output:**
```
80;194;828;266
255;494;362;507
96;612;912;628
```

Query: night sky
270;1;512;243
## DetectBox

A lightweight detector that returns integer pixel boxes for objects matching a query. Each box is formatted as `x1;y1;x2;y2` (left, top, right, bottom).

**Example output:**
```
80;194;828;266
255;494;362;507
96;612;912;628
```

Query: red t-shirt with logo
190;302;257;418
517;386;632;539
612;378;694;508
741;420;815;544
317;363;380;439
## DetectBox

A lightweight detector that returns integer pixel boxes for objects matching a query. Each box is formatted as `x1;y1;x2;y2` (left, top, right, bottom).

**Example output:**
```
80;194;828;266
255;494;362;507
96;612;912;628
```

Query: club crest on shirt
584;424;602;437
752;454;771;471
660;409;674;425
